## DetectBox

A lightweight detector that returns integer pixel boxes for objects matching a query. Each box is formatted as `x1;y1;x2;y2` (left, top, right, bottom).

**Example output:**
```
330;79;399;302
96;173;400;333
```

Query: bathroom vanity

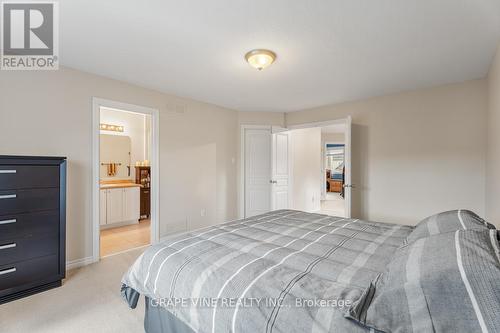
99;181;141;228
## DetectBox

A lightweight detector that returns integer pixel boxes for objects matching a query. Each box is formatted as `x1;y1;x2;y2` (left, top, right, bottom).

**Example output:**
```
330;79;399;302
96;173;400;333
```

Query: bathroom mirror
100;134;131;180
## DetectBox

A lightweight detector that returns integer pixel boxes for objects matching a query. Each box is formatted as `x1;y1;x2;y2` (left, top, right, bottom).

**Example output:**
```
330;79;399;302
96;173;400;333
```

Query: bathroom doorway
92;99;159;261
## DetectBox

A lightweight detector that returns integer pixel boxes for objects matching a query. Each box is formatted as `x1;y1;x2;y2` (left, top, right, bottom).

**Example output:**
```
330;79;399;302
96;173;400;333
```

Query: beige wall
486;44;500;228
322;133;344;143
0;62;495;263
237;111;285;127
290;128;322;212
286;80;488;225
0;67;239;263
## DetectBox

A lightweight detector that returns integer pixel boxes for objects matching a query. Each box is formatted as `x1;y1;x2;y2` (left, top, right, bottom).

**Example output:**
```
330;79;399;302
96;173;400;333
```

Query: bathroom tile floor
100;219;150;257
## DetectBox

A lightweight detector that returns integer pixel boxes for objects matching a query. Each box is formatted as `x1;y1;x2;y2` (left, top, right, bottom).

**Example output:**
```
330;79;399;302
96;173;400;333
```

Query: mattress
122;210;413;332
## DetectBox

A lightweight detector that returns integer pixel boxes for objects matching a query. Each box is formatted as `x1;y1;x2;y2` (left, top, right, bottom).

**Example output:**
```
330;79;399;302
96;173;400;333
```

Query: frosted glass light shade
245;49;276;70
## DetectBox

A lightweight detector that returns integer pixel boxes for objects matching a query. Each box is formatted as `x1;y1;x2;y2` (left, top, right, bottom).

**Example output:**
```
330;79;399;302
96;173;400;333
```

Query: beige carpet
0;248;145;333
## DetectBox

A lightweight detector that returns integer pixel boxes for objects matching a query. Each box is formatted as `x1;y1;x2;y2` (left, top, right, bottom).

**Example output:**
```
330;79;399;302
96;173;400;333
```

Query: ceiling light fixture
245;49;276;70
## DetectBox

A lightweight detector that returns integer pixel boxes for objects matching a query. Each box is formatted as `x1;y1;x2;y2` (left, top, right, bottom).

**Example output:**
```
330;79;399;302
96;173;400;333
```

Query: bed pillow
346;229;500;333
406;209;495;244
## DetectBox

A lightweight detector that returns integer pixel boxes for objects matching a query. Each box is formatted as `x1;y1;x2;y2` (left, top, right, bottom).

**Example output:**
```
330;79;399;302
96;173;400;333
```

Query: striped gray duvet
406;209;496;243
348;229;500;333
121;210;413;333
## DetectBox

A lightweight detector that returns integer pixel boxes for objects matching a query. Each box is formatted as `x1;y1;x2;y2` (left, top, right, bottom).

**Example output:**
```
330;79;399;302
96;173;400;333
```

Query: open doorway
98;107;151;257
92;98;159;262
240;118;351;219
321;124;347;217
286;118;351;217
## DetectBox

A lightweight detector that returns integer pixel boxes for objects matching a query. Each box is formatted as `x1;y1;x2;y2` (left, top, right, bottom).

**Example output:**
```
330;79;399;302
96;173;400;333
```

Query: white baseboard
66;256;95;271
159;230;186;242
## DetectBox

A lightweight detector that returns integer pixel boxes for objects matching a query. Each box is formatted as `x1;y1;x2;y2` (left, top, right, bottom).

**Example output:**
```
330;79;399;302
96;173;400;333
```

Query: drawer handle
0;194;16;200
0;243;16;250
0;170;16;174
0;219;16;225
0;267;16;275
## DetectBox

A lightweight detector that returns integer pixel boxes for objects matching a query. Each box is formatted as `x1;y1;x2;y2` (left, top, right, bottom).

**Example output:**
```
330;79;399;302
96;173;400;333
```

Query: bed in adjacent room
121;209;500;333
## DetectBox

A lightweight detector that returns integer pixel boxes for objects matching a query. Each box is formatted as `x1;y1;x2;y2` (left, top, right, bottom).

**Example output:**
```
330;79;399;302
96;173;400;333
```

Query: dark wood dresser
0;156;66;304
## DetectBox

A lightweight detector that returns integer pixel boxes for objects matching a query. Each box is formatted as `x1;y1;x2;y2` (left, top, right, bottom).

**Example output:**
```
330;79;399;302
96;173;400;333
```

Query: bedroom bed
121;209;500;333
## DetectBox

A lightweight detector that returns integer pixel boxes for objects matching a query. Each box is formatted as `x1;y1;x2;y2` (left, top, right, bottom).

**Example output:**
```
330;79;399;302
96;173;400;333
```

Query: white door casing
344;116;352;218
271;131;290;211
99;189;107;226
244;128;272;218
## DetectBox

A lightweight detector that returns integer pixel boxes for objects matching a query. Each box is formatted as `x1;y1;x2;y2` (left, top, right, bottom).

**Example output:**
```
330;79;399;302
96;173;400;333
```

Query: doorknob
269;180;277;184
343;184;356;188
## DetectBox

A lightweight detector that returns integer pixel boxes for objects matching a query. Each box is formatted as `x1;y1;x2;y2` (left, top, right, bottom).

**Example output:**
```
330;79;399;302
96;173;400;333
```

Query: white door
107;188;124;224
245;128;272;218
344;116;352;218
271;130;290;210
123;187;140;221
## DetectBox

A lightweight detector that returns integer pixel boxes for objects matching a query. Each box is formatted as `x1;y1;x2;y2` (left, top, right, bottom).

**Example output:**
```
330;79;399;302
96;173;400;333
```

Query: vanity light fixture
100;123;124;132
245;49;276;70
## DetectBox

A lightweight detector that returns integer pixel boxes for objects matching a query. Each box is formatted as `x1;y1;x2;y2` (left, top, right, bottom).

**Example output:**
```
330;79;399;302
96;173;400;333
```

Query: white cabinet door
123;187;140;221
99;189;107;225
245;128;272;218
107;188;124;224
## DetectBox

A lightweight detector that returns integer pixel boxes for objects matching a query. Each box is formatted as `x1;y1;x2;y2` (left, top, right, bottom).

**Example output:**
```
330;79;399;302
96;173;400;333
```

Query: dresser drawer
0;188;59;215
0;233;58;266
0;255;59;292
0;210;59;242
0;165;59;190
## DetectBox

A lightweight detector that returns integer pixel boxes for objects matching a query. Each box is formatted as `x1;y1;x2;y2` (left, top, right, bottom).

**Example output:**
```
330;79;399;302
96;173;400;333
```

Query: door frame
91;98;160;263
288;117;352;218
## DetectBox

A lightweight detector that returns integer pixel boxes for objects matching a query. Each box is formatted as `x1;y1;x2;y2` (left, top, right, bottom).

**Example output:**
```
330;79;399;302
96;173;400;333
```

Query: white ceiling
61;0;500;112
